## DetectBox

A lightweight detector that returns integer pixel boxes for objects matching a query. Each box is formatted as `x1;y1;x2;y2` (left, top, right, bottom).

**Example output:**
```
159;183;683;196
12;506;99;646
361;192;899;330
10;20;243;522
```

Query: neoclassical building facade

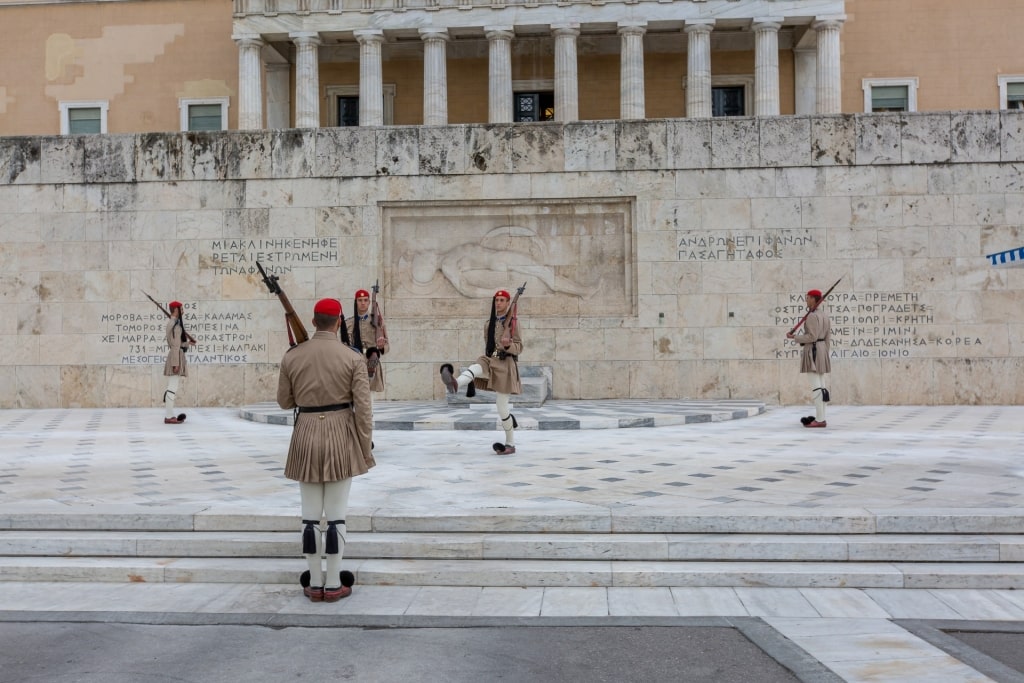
1;0;1022;135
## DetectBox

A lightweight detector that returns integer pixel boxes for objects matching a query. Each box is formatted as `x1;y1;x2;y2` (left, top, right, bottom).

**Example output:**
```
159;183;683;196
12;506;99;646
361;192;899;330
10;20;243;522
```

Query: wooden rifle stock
501;282;527;345
142;291;197;344
788;277;843;335
370;279;387;345
256;261;309;346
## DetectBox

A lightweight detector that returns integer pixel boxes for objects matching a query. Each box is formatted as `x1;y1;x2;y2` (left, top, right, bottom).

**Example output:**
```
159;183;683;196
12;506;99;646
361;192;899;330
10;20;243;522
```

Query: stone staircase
2;507;1023;589
446;365;551;408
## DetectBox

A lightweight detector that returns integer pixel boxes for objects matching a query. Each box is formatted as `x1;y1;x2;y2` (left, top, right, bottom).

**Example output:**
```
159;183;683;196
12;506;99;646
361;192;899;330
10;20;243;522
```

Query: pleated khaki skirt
284;410;375;483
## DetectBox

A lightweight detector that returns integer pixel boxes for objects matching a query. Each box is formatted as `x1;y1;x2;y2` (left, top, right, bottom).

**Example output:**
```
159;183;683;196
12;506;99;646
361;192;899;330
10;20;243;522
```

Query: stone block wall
1;111;1023;408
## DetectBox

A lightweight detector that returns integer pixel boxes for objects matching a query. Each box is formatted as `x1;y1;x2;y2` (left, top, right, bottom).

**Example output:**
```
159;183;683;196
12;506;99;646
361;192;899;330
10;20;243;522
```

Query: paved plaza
1;401;1023;682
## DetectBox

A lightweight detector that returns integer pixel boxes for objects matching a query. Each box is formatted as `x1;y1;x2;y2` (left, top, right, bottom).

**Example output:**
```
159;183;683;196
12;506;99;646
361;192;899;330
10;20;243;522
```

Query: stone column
618;22;646;120
486;26;514;123
752;19;781;116
684;21;714;118
355;29;385;126
812;16;845;114
291;32;321;128
234;34;264;130
552;24;580;122
265;63;291;129
793;48;816;115
420;28;449;125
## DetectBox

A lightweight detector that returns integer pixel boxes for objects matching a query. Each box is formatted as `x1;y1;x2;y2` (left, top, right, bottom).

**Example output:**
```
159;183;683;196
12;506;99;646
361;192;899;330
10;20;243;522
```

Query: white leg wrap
809;373;828;421
323;478;352;588
496;393;514;446
300;482;325;587
164;376;180;419
456;363;483;389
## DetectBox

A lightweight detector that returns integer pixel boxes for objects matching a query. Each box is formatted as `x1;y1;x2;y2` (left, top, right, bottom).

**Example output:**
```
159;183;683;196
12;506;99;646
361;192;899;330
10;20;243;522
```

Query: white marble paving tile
930;589;1024;621
798;588;892;619
607;587;678;617
862;588;964;620
473;587;544;617
826;655;995;683
669;587;749;617
540;587;609;617
766;617;902;639
405;586;482;616
733;587;820;617
325;586;421;616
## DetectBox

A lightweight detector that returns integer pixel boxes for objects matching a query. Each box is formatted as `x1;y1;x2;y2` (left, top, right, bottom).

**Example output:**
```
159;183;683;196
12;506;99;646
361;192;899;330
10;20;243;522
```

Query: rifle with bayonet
256;261;309;346
142;291;197;344
365;279;388;379
499;282;527;348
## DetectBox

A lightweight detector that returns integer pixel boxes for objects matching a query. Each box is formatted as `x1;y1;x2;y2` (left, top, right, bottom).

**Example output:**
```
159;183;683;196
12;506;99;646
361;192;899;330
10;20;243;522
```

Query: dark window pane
338;96;359;127
712;86;744;117
514;92;554;122
871;85;908;112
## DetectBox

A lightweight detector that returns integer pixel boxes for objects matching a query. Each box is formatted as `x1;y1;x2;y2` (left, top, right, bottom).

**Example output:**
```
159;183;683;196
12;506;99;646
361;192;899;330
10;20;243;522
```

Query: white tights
457;364;514;446
808;373;830;421
164;375;179;419
299;478;353;589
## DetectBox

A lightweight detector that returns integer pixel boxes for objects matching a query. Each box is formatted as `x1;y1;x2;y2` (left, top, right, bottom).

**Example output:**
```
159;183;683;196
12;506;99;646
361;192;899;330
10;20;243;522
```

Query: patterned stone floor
2;403;1024;682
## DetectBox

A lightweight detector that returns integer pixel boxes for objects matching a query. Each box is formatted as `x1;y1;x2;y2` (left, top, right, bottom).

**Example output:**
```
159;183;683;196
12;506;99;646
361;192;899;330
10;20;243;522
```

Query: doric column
233;34;264;130
684;21;714;118
812;16;845;114
552;23;580;122
752;19;781;116
486;26;514;123
618;22;646;120
793;48;816;115
355;29;385;126
290;32;321;128
419;28;449;125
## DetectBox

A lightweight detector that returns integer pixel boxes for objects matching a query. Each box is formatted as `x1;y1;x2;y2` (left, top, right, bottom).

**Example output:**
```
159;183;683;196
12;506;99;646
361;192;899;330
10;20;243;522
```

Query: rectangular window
59;101;108;134
871;85;908;112
712;86;745;117
178;97;229;131
514;92;554;122
188;104;223;131
862;78;918;113
337;96;359;127
1000;78;1024;110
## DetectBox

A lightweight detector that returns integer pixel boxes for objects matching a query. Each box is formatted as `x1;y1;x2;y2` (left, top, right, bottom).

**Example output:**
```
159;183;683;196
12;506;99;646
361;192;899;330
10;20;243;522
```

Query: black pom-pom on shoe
340;570;355;588
800;416;814;426
299;570;311;588
177;413;187;422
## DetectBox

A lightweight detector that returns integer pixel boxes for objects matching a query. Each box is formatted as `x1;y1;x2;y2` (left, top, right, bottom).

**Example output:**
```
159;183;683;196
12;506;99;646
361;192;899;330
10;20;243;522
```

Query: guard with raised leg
440;284;525;455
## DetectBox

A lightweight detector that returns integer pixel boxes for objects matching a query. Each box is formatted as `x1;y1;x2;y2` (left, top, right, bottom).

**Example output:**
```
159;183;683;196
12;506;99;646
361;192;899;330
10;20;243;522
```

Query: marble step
7;504;1024;534
3;531;1024;563
446;366;551;408
2;556;1024;589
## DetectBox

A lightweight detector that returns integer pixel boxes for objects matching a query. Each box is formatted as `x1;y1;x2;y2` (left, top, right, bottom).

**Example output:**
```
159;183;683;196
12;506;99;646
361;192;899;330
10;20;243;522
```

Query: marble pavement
1;402;1023;682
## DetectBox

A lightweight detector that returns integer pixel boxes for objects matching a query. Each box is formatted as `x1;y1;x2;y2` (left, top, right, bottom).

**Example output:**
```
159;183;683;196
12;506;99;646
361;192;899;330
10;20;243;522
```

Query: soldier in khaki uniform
162;301;195;424
347;288;390;394
440;289;523;455
278;298;374;602
787;288;832;428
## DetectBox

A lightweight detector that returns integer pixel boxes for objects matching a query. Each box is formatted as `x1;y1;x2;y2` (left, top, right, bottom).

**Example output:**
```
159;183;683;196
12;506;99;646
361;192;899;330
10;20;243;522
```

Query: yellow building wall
0;0;237;135
843;0;1024;112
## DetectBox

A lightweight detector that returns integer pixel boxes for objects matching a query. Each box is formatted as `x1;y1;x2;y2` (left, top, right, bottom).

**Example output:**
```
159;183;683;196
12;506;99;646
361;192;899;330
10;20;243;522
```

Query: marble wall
1;112;1023;408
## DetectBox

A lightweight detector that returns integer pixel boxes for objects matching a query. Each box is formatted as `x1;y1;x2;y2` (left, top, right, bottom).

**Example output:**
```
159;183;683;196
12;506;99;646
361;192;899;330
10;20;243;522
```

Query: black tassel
326;519;345;555
301;520;318;555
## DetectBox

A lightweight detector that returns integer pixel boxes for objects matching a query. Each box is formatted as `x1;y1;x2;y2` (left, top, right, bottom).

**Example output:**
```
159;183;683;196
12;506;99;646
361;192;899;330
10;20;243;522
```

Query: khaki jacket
473;317;523;395
163;318;189;377
793;307;832;374
277;330;375;482
346;314;390;392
